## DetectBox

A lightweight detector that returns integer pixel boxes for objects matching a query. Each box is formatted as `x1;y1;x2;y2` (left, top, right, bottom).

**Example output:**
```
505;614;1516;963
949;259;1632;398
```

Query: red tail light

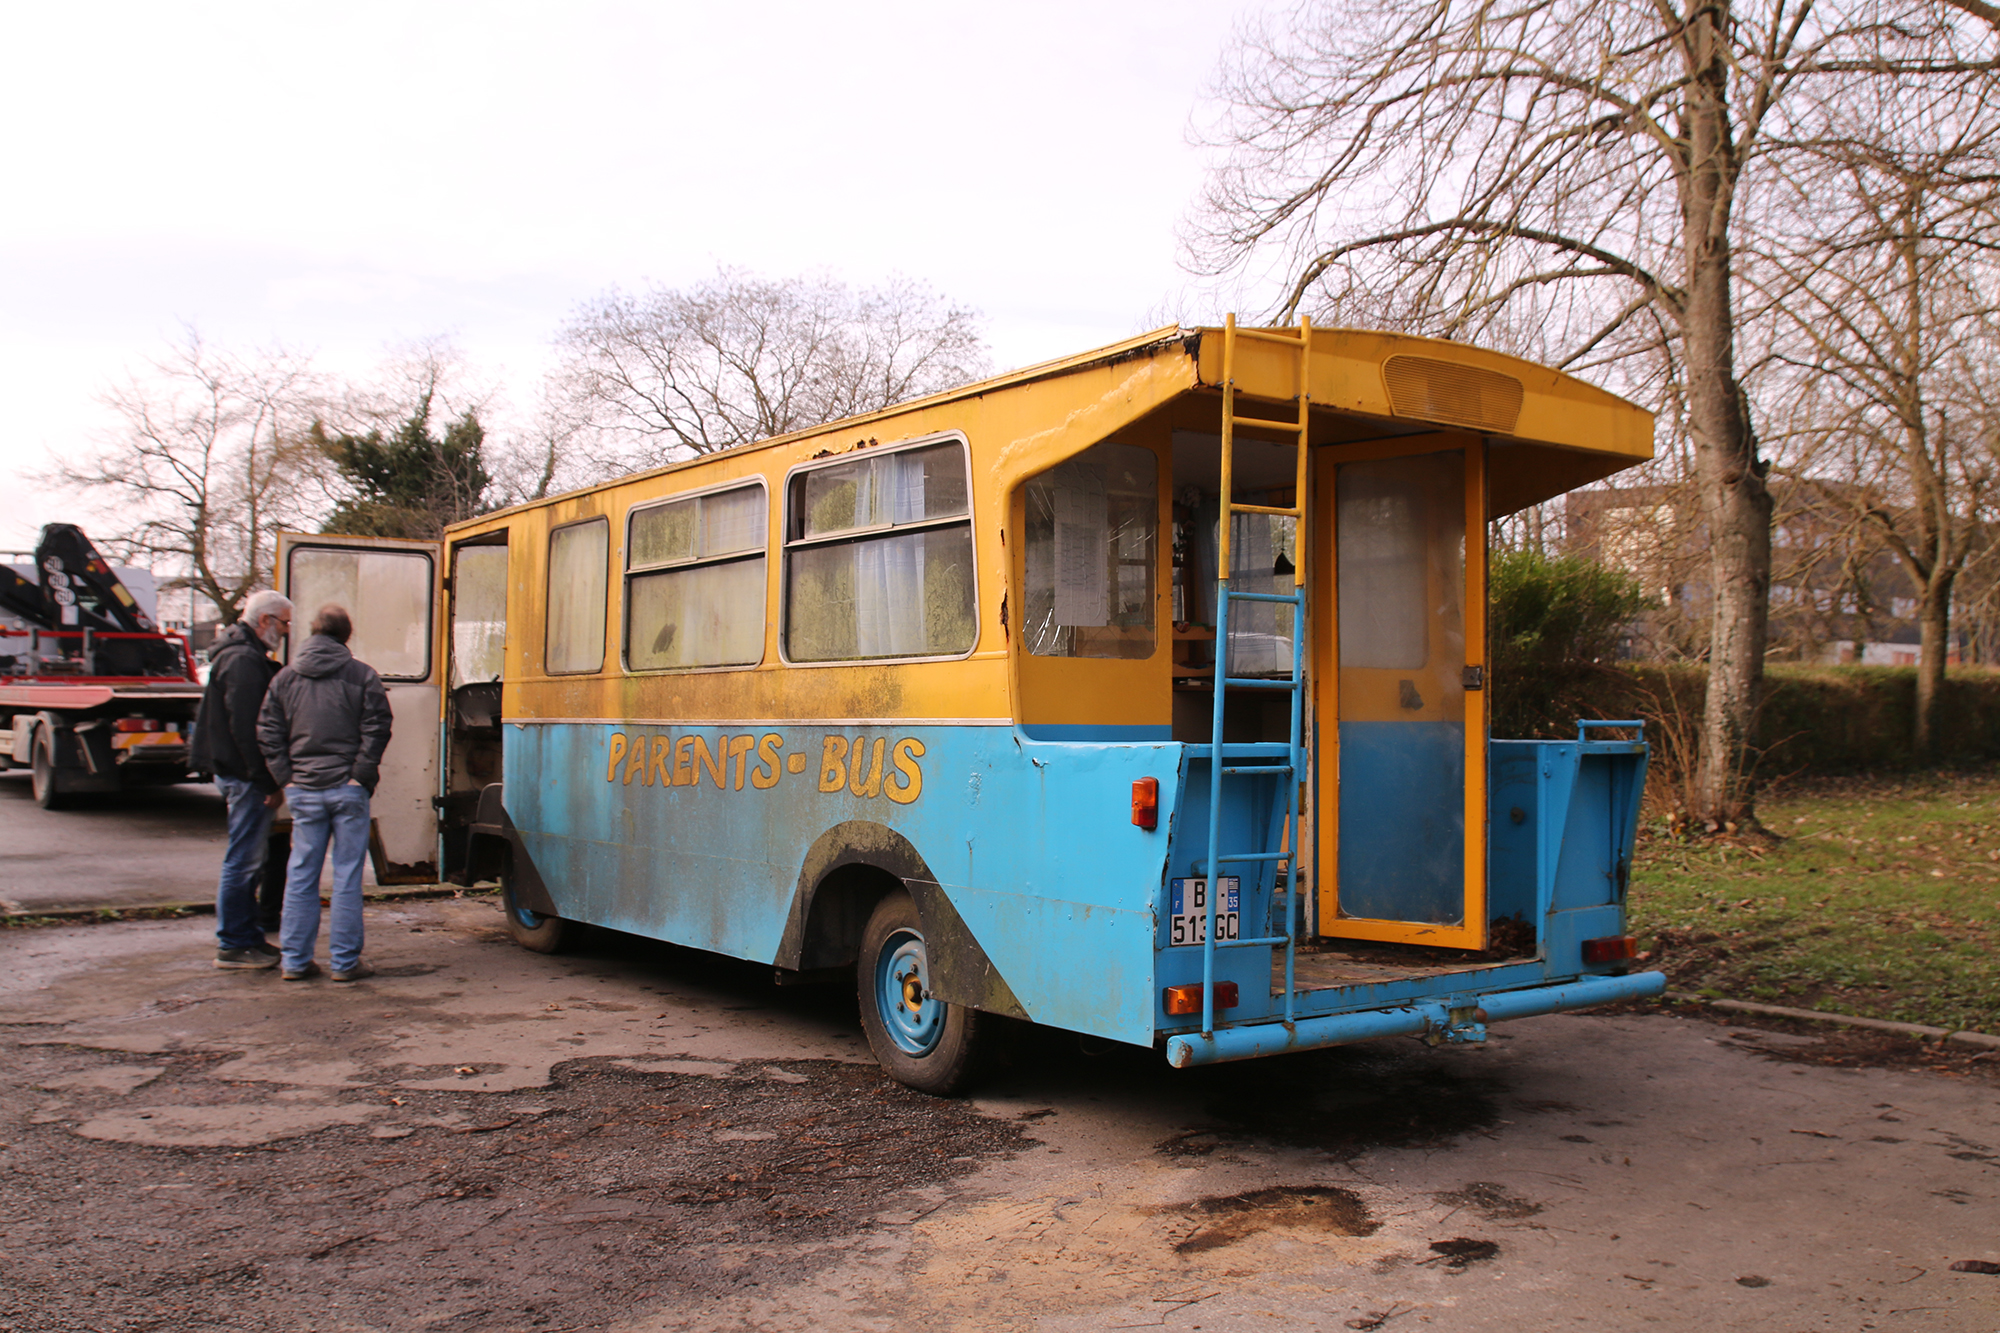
1582;935;1639;964
1131;777;1158;830
115;718;162;732
1163;981;1238;1016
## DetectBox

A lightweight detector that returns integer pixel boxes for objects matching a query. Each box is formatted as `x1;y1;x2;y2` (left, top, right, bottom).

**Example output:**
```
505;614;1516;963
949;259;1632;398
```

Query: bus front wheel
500;862;567;954
857;891;982;1096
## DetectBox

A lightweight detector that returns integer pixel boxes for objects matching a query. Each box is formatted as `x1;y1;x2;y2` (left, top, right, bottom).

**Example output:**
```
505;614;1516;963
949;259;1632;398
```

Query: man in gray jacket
257;604;393;982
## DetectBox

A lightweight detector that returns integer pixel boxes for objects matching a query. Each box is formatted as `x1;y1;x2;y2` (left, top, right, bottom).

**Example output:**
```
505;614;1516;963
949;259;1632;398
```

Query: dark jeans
213;776;275;951
259;825;290;933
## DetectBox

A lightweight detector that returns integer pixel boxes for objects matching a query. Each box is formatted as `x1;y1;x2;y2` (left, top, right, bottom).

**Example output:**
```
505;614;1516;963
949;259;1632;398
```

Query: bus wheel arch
495;841;567;954
779;821;1029;1021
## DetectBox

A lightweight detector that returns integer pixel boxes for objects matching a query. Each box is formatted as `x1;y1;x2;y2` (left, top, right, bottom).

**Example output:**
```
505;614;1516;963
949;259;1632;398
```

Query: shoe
215;946;279;971
330;962;374;983
281;961;322;981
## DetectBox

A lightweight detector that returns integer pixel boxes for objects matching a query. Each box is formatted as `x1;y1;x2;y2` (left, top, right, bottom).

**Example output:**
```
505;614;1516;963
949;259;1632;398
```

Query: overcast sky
0;0;1271;551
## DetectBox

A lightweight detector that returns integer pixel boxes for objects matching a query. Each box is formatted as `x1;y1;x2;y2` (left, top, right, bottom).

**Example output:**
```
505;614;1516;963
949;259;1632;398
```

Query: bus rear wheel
500;862;567;954
857;891;982;1096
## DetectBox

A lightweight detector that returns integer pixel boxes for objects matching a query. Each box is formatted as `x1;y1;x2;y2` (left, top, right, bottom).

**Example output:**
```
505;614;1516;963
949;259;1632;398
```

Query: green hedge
1495;662;2000;774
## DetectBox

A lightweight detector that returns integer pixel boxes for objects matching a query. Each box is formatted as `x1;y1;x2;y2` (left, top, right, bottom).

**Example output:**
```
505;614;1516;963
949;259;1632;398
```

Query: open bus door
1311;439;1488;949
277;533;442;884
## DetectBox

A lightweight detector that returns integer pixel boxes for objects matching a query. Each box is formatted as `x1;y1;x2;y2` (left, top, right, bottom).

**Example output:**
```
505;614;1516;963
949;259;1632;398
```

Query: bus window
784;439;975;662
545;518;608;674
286;545;433;681
626;482;767;670
1023;441;1157;660
450;544;508;688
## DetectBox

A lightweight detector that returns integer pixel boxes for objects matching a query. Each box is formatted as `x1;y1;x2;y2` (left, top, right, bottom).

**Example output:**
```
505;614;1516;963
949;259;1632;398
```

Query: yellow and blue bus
279;319;1663;1093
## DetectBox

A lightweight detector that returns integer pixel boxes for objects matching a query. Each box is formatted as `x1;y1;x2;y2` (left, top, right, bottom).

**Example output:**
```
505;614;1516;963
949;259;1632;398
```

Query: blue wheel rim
873;927;944;1056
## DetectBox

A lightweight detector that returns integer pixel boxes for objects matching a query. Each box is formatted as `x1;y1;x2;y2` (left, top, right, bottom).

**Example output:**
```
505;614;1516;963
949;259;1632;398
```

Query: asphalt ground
0;772;378;917
4;899;1998;1332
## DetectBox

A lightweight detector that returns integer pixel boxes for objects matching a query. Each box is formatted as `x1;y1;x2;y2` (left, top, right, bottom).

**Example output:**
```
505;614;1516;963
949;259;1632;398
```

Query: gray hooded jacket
256;635;393;792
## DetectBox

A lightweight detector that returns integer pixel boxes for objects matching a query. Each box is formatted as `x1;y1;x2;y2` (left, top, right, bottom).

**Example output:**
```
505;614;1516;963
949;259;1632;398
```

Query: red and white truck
0;525;204;808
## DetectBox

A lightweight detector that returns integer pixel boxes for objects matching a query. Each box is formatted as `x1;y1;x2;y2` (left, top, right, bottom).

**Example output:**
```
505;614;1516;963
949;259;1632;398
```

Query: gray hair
241;589;293;627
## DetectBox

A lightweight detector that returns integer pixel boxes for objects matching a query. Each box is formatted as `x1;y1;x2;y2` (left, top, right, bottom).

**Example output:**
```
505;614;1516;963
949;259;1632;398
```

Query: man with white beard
189;589;294;969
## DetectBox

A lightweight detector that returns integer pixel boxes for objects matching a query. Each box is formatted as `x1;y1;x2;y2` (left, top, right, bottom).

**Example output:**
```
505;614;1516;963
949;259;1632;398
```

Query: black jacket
257;635;394;792
189;621;281;791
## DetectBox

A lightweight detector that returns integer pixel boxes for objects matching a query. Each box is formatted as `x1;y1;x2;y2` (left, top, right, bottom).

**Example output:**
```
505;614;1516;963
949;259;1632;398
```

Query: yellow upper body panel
444;325;1653;727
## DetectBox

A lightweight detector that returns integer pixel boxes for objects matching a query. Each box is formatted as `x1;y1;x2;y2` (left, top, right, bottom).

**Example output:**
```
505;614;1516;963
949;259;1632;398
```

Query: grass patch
1631;767;2000;1034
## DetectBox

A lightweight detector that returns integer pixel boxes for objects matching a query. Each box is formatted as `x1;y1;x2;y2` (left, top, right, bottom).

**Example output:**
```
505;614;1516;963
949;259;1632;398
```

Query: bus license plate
1168;877;1240;947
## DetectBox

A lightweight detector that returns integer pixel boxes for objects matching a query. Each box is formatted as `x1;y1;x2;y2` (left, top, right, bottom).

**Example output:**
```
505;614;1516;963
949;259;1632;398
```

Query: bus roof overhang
1192;325;1655;520
449;323;1652;536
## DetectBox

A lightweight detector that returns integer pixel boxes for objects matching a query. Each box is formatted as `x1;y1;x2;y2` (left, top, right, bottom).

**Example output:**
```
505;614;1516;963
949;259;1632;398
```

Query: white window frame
778;431;979;667
621;477;771;674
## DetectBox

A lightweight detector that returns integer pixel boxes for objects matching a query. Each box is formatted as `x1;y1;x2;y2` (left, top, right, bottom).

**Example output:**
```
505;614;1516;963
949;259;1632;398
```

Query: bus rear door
277;532;443;884
1312;440;1488;949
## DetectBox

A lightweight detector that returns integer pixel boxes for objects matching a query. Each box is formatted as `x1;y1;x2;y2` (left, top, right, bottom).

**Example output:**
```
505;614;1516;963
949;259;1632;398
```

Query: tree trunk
1682;1;1773;831
1914;572;1954;757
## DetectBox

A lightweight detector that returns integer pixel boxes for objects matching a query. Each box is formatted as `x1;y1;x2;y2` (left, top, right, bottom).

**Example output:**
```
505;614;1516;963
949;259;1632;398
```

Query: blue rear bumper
1163;969;1665;1068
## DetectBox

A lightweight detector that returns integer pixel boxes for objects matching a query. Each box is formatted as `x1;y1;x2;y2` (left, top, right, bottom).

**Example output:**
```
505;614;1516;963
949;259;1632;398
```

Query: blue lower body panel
1163;970;1665;1067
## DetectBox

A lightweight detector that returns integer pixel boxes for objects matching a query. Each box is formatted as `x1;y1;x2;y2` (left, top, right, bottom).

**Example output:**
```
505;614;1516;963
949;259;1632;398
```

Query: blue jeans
279;783;372;973
214;776;275;951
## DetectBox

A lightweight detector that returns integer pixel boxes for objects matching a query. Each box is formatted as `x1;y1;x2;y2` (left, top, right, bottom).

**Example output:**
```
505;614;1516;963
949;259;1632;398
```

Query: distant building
1565;482;1975;665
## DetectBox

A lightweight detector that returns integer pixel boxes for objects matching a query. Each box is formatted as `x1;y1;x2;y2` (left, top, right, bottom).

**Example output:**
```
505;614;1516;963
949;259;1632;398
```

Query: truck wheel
30;732;66;810
857;890;983;1096
500;862;567;954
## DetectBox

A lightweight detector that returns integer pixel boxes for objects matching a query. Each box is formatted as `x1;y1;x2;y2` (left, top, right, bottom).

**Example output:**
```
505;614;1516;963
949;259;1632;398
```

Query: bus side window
546;518;609;674
1022;441;1157;659
784;440;976;662
451;544;508;688
626;483;767;670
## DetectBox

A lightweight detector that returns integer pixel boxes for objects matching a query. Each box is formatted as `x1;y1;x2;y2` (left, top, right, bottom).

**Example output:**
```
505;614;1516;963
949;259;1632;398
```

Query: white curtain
546;521;608;673
855;451;927;657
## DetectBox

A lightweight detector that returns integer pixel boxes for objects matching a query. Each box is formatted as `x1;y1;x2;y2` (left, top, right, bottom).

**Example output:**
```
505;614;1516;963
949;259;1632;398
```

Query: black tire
500;861;567;954
30;732;66;811
856;890;983;1096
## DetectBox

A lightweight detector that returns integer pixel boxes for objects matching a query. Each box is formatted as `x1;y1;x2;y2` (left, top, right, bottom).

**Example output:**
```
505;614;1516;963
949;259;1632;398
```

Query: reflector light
1131;777;1159;830
1581;935;1639;964
115;718;161;732
1162;981;1239;1016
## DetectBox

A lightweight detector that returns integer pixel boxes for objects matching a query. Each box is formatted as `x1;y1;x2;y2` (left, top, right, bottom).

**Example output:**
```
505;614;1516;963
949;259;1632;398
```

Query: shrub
1487;549;1654;739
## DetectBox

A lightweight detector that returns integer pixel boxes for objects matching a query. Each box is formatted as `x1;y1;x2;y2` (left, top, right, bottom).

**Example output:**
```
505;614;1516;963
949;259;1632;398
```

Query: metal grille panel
1383;356;1524;433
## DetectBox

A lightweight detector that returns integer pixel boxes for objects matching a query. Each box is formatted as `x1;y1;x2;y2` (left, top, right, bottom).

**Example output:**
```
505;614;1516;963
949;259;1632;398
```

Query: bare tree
51;330;324;623
1191;0;1996;828
555;269;989;470
1758;105;2000;752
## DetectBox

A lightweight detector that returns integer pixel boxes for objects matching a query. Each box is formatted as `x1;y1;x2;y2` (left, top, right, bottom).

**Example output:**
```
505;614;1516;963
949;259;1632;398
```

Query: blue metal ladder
1198;314;1312;1035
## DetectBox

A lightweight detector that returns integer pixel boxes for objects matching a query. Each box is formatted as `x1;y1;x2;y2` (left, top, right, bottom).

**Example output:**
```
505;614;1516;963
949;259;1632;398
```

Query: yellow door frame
1310;433;1488;949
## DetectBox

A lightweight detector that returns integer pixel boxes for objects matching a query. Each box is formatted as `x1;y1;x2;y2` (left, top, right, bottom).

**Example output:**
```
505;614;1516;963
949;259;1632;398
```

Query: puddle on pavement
1435;1180;1542;1220
1168;1184;1378;1254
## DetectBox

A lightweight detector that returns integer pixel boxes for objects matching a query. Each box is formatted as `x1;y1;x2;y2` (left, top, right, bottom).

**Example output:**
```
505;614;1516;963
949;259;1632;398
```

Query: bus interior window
1022;441;1158;661
1169;429;1298;744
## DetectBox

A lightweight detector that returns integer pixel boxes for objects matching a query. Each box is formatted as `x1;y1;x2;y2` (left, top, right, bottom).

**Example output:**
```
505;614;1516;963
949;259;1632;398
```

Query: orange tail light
1131;777;1158;830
